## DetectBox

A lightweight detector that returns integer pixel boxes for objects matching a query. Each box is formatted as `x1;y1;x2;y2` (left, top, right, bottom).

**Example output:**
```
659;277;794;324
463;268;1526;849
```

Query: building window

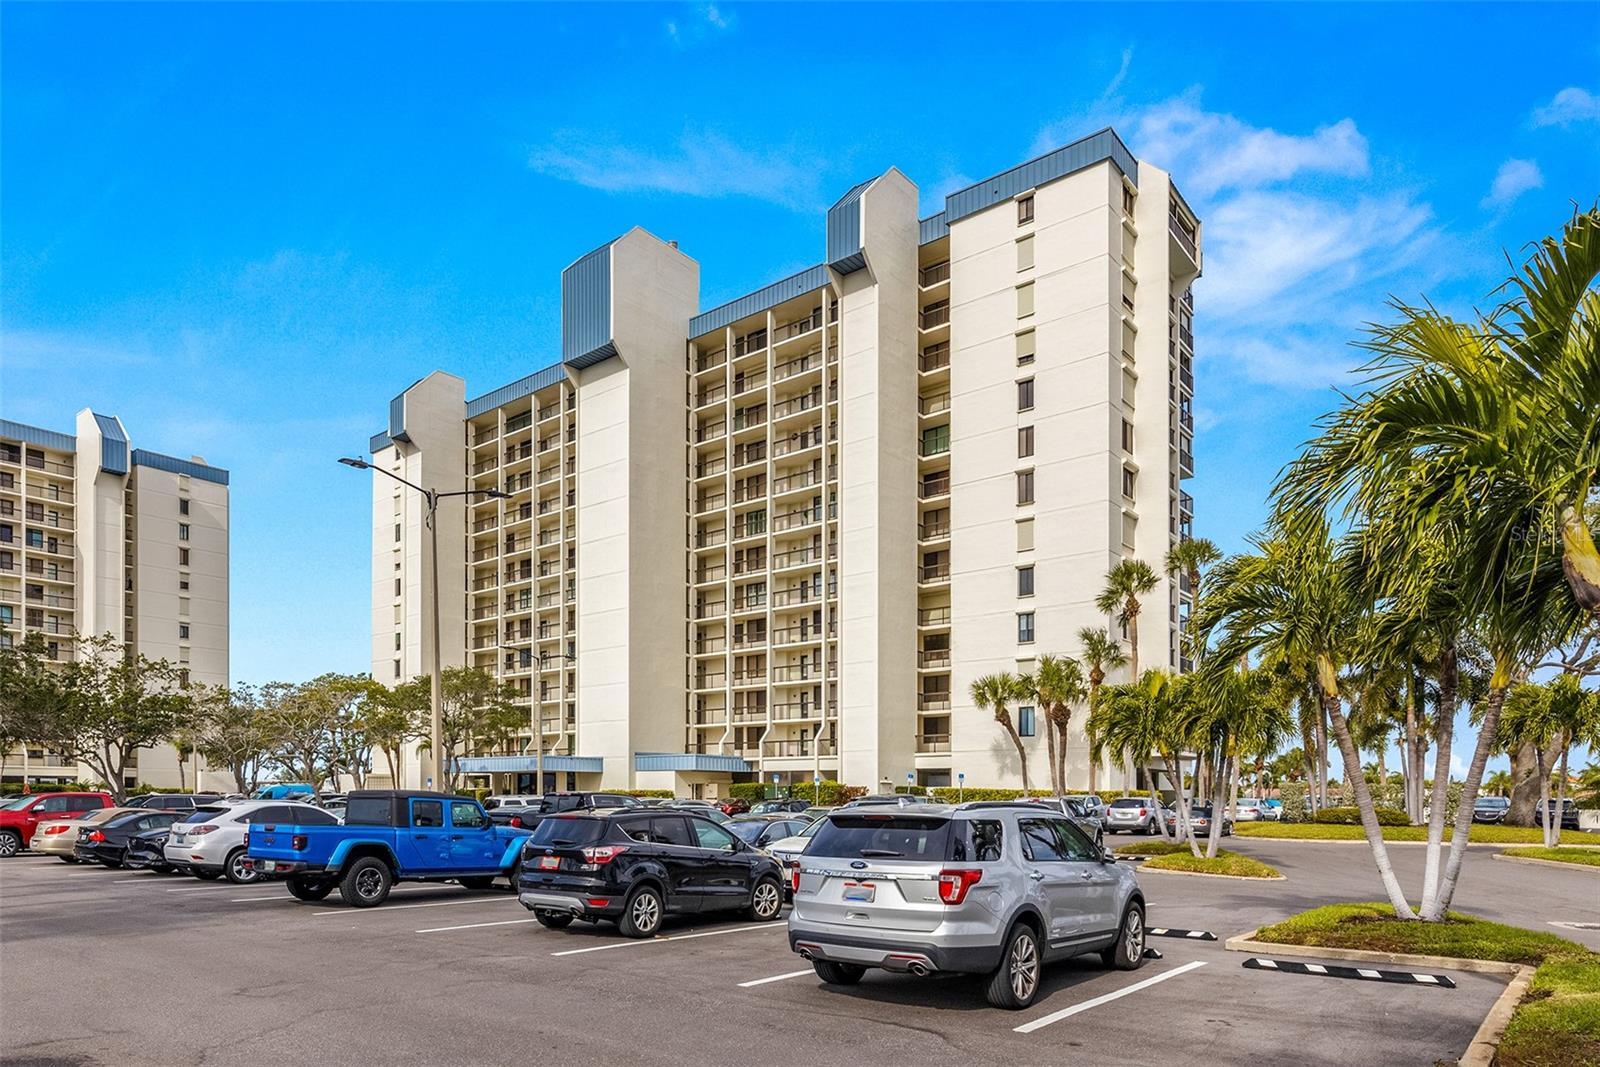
394;523;402;543
178;579;189;591
179;498;190;516
1016;282;1035;319
1016;330;1035;366
1018;705;1036;737
1017;195;1035;225
178;623;190;640
1018;612;1035;644
395;577;402;597
393;659;402;679
178;548;189;566
1018;565;1034;597
178;523;190;541
1016;470;1034;506
1122;185;1135;215
178;670;189;688
920;424;950;457
1017;517;1034;551
1122;467;1137;499
1018;426;1034;458
1016;235;1035;271
1122;419;1135;453
395;632;402;651
1017;378;1034;411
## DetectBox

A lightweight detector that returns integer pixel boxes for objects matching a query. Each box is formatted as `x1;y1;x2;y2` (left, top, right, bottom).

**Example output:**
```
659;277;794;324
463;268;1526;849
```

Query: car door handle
449;834;464;841
1028;870;1045;881
1080;870;1094;880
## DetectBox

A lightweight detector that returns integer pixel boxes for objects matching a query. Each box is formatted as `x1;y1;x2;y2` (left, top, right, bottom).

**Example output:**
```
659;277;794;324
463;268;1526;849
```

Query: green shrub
892;785;929;796
1277;782;1308;822
785;780;865;806
1312;805;1411;826
614;789;674;799
728;782;769;804
0;781;98;795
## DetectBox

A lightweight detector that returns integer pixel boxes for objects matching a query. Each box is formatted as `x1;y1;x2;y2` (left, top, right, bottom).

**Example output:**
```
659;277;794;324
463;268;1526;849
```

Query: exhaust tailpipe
907;961;931;977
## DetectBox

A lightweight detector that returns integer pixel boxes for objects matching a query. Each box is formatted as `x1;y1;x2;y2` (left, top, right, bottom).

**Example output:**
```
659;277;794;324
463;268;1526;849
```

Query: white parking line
737;968;814;988
312;897;513;917
417;917;543;934
1013;961;1208;1034
166;886;225;893
229;895;296;903
551;923;784;957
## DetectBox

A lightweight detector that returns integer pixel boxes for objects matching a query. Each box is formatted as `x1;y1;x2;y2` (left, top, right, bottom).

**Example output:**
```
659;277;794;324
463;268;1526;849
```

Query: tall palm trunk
1420;645;1458;911
176;757;187;794
1044;716;1060;797
1144;761;1171;841
1320;683;1415;919
1553;744;1571;849
1000;717;1031;795
1204;753;1229;860
1425;683;1507;920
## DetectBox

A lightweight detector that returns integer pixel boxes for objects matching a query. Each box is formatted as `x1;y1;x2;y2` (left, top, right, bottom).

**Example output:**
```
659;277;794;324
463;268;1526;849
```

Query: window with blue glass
1018;706;1036;737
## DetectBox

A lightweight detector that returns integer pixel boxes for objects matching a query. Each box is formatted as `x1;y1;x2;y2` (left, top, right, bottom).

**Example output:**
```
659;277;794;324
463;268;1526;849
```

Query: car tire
747;876;783;922
1102;902;1147;971
224;848;259;885
812;960;866;985
339;856;393;907
619;884;664;938
0;831;21;858
286;877;334;902
58;855;79;864
194;869;222;881
458;876;496;890
986;922;1043;1010
100;859;121;870
535;910;574;930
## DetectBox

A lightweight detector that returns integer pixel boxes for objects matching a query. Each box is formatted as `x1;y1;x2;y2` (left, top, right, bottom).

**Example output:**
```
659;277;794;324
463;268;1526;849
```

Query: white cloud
666;3;735;47
1531;86;1600;128
1481;158;1543;209
529;131;827;212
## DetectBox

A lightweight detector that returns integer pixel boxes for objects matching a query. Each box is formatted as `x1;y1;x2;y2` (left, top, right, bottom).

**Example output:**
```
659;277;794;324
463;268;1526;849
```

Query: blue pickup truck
244;790;532;906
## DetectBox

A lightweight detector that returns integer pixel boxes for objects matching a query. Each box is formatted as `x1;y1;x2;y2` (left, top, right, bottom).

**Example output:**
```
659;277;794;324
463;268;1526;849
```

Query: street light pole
340;457;508;794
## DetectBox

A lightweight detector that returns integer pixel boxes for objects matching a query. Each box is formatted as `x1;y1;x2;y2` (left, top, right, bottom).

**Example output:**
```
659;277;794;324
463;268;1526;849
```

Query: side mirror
1100;849;1117;864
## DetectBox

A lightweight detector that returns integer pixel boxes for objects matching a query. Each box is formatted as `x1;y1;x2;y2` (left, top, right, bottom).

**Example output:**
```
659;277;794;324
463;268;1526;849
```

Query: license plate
538;855;560;870
261;860;277;872
842;881;875;903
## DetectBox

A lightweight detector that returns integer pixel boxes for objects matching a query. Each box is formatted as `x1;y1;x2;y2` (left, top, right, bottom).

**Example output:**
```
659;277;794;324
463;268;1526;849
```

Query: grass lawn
1141;848;1282;878
1502;847;1600;869
1256;903;1600;1067
1114;840;1192;856
1235;822;1600;845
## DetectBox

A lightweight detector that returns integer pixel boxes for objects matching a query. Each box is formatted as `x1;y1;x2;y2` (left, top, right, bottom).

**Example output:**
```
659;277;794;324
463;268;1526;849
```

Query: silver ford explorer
787;802;1147;1009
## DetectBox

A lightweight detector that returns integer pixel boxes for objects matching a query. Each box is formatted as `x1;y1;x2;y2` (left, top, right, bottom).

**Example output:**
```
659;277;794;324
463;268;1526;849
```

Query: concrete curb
1491;852;1600;873
1460;964;1536;1067
1137;865;1286;882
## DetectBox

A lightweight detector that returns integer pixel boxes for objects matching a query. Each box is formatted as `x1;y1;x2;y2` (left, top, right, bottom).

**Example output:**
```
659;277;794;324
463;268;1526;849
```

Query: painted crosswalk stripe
1241;957;1456;988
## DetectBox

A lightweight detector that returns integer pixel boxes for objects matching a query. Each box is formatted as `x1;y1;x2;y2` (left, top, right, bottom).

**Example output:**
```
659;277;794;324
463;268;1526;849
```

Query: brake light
791;867;801;893
88;830;106;843
291;835;308;851
44;825;73;835
580;845;628;864
1139;808;1147;817
510;816;522;828
937;868;982;905
189;825;218;835
242;831;249;849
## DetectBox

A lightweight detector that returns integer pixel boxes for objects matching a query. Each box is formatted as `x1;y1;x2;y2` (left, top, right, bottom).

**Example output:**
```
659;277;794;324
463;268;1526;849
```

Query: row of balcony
692;662;839;689
0;483;76;504
0;453;74;477
688;738;839;759
0;559;73;582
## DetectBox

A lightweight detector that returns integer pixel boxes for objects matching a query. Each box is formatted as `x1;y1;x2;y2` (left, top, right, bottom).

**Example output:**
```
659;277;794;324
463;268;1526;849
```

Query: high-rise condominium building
365;128;1199;796
0;411;230;790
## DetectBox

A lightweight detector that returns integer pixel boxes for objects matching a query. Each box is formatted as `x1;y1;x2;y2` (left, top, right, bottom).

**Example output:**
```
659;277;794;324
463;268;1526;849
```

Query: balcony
918;392;950;418
772;469;821;496
731;669;767;685
773;507;821;533
772;389;822;421
1169;209;1198;261
773;350;821;383
696;421;727;444
695;563;728;584
692;671;727;690
919;302;950;331
693;636;727;655
471;427;499;447
695;457;727;479
773;426;826;458
1179;449;1194;478
919;342;950;373
774;309;823;343
773;701;834;721
731;629;768;650
918;563;950;585
1180;491;1194;519
695;528;727;550
25;484;73;504
695;600;727;619
772;623;824;647
918;606;951;628
696;349;727;374
918;435;950;459
917;694;952;712
916;733;951;754
918;649;951;669
695;492;727;515
772;663;836;683
535;404;560;423
732;370;767;397
762;738;837;758
695;383;728;408
919;260;950;288
918;519;950;542
471;457;497;476
919;474;950;500
734;329;768;358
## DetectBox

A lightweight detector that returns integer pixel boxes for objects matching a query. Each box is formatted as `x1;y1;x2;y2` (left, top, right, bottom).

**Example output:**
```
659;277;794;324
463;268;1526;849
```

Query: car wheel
535;910;574;930
1102;902;1147;971
457;876;496;890
339;856;393;908
224;849;259;885
986;922;1043;1010
0;831;21;858
194;869;223;881
747;876;783;922
286;877;334;902
812;959;866;985
58;855;79;864
619;885;664;938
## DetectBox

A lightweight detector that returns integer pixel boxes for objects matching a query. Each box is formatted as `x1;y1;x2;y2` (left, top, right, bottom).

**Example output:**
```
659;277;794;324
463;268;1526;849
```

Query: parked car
1104;797;1165;835
484;795;541;810
800;807;833;821
1257;798;1283;821
728;816;812;849
749;798;813;816
1232;799;1268;822
1472;795;1511;824
1164;804;1233;837
0;791;114;857
244;790;532;906
1030;796;1106;848
714;797;750;816
31;806;142;861
74;810;185;868
167;800;340;884
124;825;181;873
254;784;316;800
489;792;643;830
789;802;1147;1009
517;808;785;936
125;793;224;812
663;800;735;825
840;795;932;810
1536;799;1581;831
767;818;826;897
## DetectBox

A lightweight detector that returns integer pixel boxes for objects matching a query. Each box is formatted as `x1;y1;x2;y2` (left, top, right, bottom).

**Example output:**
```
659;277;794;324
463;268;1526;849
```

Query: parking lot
5;837;1590;1067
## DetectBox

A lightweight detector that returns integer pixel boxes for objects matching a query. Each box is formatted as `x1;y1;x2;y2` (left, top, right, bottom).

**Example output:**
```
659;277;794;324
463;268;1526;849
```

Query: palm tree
1166;537;1222;604
173;732;194;794
1087;671;1184;844
971;672;1030;794
1035;654;1087;797
1484;769;1513;797
1078;627;1127;792
1097;559;1160;679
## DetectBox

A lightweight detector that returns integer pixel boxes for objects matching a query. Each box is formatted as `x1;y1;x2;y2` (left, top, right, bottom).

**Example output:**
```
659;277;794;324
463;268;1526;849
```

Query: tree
1033;654;1087;798
423;667;522;790
1484;769;1513;797
1087;671;1188;845
1498;675;1600;847
0;634;70;783
365;679;428;788
1096;559;1160;680
1166;538;1222;605
1078;627;1127;792
189;683;275;796
970;672;1030;794
172;731;194;793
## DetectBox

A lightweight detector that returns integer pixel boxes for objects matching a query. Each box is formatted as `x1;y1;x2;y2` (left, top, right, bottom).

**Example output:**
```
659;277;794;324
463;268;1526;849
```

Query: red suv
0;792;114;857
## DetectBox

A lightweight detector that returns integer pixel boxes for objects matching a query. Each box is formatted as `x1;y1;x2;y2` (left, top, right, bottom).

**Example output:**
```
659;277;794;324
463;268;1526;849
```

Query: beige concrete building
365;128;1199;796
0;411;230;790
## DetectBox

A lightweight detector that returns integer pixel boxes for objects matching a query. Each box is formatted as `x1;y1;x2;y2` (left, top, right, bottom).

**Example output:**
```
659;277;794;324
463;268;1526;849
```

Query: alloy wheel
753;881;781;918
0;834;17;858
632;891;661;932
355;867;383;899
1124;908;1144;961
1008;931;1039;1002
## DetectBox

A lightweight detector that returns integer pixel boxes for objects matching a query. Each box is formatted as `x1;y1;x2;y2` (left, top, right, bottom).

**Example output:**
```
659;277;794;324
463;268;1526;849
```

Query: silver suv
787;802;1146;1009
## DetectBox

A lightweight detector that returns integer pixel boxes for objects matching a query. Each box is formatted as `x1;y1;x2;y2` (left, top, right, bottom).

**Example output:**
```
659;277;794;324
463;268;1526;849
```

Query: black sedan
124;826;180;873
76;811;184;869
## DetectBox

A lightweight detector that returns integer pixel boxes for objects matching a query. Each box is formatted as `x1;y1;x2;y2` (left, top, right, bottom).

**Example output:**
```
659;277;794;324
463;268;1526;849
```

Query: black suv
126;793;223;812
488;791;642;829
517;810;785;937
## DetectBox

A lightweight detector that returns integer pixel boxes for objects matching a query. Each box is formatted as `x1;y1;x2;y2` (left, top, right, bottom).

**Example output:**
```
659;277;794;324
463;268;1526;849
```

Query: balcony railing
732;370;767;396
734;329;768;358
695;383;728;408
25;484;73;504
772;469;821;495
919;302;950;330
762;738;836;757
918;519;950;541
918;649;951;669
919;563;950;584
695;564;728;584
696;350;727;373
918;606;951;627
697;421;727;443
919;260;950;287
695;600;727;619
918;436;950;458
773;349;821;383
919;343;950;373
773;426;826;458
695;493;727;514
774;309;822;342
916;734;951;754
695;457;727;479
1169;210;1198;259
696;528;727;549
917;695;952;712
692;671;727;690
771;663;836;683
471;428;498;447
772;389;821;420
919;392;950;417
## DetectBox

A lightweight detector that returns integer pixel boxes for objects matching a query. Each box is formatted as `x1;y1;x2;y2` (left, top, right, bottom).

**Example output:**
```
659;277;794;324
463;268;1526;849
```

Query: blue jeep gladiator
244;790;532;906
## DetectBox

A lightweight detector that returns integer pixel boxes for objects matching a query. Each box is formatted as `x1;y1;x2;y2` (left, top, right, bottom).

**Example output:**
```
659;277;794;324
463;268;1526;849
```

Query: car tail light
791;867;801;893
242;831;249;849
189;825;218;835
580;845;628;865
44;825;73;835
291;835;308;851
509;816;522;828
586;898;608;907
88;830;106;843
937;868;982;904
1139;808;1147;817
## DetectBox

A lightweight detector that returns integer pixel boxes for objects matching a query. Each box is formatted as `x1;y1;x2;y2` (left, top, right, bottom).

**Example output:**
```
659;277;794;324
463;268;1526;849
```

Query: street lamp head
338;457;371;470
485;489;512;499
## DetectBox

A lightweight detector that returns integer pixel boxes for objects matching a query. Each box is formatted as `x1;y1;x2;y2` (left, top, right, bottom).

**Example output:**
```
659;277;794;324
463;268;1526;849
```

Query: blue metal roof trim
454;755;605;775
943;128;1138;225
387;393;410;444
465;361;567;418
92;412;128;475
0;420;76;453
688;263;831;338
562;241;615;367
131;449;229;485
826;176;874;274
634;752;752;774
368;431;393;453
919;212;949;244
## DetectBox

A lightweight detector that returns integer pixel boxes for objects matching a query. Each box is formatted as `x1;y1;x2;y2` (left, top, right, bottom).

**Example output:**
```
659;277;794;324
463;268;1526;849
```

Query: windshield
1476;797;1509;807
728;821;767;843
525;815;606;847
0;797;30;811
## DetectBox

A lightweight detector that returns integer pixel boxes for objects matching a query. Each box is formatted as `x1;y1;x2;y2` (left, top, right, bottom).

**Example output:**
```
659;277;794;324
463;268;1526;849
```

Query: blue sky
3;4;1596;772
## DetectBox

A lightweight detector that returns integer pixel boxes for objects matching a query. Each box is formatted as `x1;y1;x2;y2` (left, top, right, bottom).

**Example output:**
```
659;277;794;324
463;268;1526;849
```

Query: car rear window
178;806;230;824
345;797;394;826
525;816;606;848
1110;798;1147;809
809;815;960;860
540;795;584;813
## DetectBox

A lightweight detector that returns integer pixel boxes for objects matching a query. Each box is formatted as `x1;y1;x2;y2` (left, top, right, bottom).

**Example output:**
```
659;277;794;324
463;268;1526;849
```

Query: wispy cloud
1481;158;1543;209
528;131;827;211
1531;86;1600;128
665;3;735;47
